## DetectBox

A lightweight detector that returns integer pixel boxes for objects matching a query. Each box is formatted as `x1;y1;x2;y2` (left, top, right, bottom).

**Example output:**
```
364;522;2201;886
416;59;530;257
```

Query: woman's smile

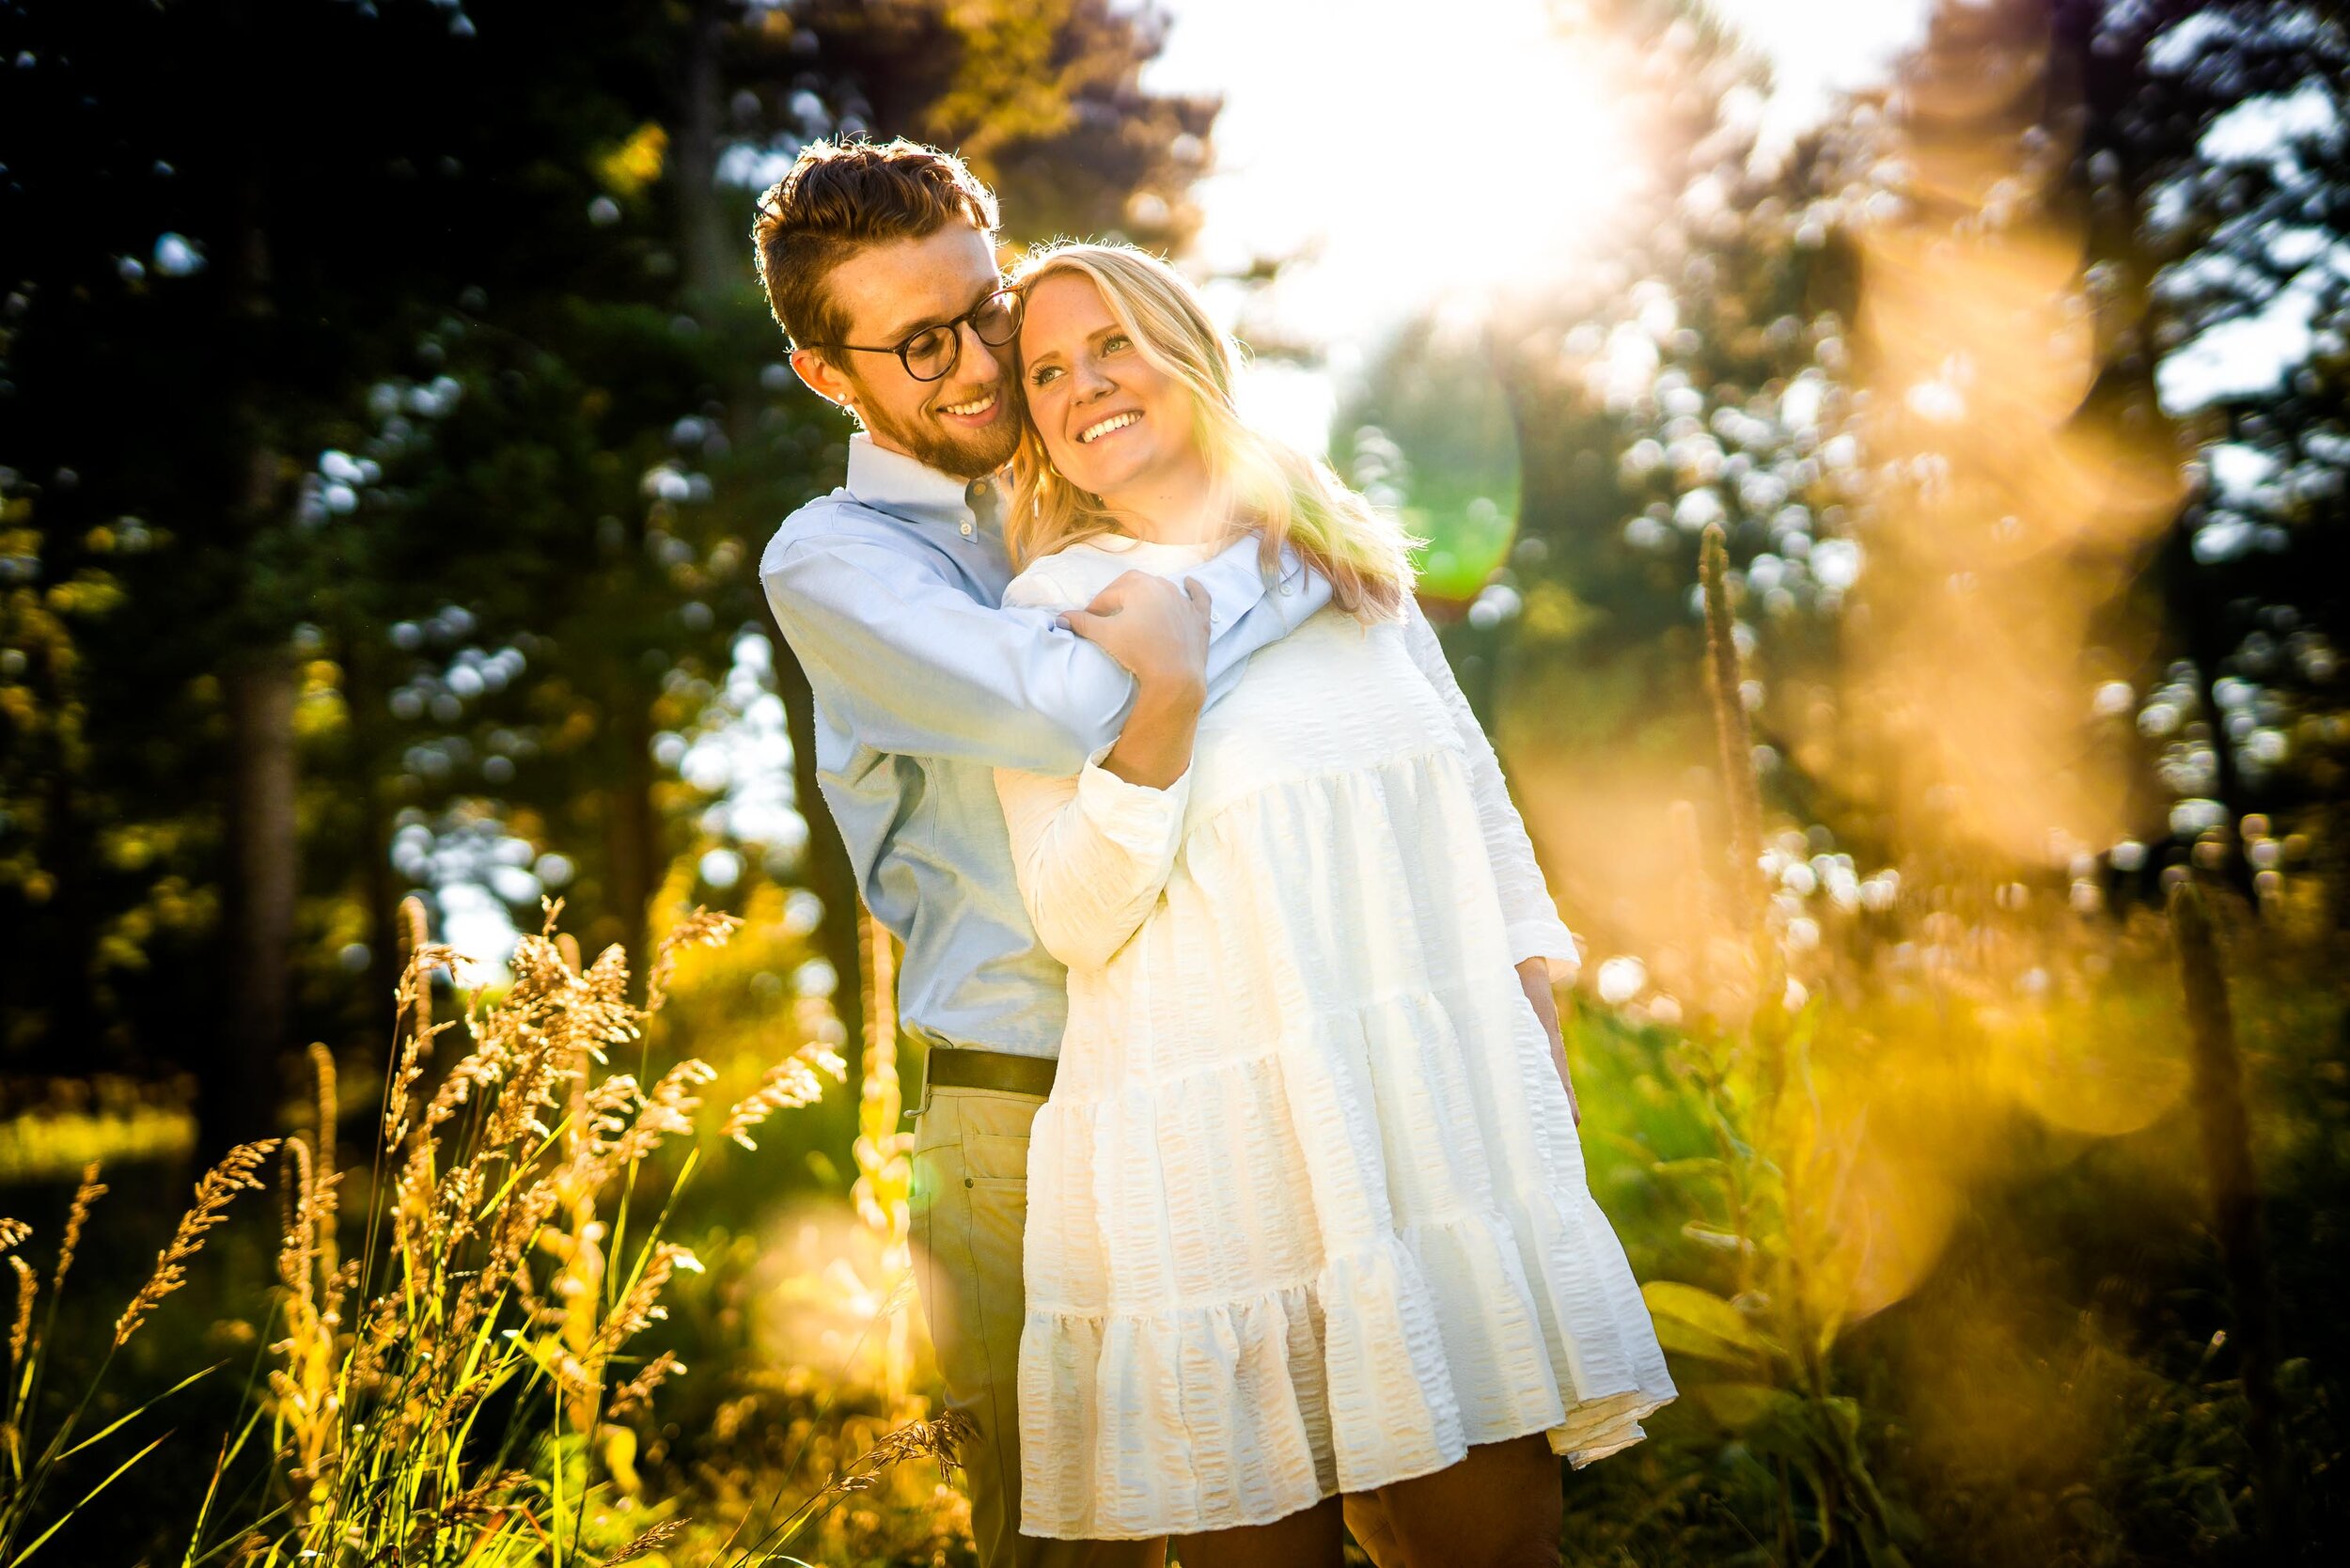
1074;409;1143;444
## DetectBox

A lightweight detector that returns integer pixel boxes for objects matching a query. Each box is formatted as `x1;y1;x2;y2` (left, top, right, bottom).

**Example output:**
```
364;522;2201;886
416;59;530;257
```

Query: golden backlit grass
0;896;981;1568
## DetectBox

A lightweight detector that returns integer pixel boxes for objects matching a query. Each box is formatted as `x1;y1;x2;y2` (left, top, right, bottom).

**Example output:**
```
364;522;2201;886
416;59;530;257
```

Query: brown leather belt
919;1045;1057;1100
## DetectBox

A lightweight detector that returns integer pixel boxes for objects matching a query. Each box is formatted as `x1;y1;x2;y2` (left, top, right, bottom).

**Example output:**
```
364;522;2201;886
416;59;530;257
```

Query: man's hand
1059;572;1212;791
1518;957;1581;1126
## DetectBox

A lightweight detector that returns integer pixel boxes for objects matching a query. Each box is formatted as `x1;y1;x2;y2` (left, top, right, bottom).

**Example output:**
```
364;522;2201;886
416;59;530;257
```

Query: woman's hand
1062;572;1211;791
1516;957;1580;1126
1058;570;1212;690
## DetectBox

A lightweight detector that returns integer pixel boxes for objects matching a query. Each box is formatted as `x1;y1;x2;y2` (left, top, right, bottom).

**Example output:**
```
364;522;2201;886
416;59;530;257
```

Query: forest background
0;1;2345;1565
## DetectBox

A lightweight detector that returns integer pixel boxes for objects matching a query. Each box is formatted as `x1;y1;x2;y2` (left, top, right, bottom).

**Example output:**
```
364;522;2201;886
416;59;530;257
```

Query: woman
991;243;1675;1568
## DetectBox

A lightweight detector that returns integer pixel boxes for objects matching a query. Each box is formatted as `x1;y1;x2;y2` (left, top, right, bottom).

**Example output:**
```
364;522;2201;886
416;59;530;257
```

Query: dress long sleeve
993;560;1194;972
1399;599;1582;979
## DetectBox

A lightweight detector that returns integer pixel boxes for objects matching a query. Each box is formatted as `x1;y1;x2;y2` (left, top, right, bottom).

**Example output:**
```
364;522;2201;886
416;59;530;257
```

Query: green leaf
1694;1381;1783;1429
1678;1221;1753;1254
9;1428;172;1566
1643;1280;1769;1367
59;1361;218;1459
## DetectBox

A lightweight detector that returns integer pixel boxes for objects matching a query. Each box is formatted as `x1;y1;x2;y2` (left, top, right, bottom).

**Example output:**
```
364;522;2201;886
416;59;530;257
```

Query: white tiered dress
993;534;1675;1542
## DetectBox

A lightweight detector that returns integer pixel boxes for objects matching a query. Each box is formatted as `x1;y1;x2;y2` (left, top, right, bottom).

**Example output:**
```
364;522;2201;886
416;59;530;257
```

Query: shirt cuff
1075;744;1193;853
1508;917;1583;982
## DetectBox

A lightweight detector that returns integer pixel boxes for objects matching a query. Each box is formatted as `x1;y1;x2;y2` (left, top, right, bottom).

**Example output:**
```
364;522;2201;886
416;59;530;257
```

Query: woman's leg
1173;1495;1345;1568
1358;1436;1562;1568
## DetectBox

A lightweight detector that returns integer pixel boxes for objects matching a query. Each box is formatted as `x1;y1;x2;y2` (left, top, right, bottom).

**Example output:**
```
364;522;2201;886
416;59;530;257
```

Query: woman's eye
1103;334;1131;353
1029;365;1061;386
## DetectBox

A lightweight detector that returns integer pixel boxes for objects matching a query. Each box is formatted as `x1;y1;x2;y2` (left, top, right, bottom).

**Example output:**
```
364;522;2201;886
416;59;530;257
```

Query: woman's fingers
1059;571;1212;688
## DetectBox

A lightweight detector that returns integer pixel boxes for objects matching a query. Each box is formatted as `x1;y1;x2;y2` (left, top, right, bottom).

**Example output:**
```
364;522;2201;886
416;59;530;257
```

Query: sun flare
1152;0;1632;340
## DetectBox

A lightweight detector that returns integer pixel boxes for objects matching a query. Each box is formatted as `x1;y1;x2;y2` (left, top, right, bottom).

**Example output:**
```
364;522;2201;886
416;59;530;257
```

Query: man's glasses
801;288;1024;384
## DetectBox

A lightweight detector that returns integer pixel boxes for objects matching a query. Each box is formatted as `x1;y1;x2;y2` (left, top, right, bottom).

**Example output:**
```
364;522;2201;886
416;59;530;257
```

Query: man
752;137;1333;1568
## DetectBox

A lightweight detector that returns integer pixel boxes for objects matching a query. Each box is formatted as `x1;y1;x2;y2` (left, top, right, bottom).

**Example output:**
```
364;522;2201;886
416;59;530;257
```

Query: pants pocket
965;1130;1032;1184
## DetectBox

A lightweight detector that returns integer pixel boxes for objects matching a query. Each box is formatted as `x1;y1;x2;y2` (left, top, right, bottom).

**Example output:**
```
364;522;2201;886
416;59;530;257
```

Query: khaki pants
910;1083;1166;1568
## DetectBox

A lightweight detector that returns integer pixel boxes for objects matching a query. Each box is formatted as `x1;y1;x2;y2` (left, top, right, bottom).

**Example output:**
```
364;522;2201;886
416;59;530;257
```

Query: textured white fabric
995;534;1676;1541
1394;600;1584;980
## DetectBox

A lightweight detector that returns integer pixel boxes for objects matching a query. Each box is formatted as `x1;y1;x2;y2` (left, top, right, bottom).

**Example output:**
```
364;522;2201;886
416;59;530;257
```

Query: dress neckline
1088;531;1230;566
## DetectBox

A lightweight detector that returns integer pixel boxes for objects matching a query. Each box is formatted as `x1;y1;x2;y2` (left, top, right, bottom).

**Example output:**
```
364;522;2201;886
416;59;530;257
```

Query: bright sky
1145;0;1935;450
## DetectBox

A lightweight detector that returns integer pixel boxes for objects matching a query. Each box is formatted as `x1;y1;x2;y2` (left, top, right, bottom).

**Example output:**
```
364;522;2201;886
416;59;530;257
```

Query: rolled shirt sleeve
761;526;1333;776
763;532;1131;775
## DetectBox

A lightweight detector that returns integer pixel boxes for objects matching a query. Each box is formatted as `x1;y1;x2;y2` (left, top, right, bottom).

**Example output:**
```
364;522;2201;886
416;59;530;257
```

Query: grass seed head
723;1043;848;1150
116;1138;279;1348
644;905;742;1010
593;1243;699;1356
603;1517;687;1566
605;1349;684;1421
8;1255;34;1366
54;1162;106;1294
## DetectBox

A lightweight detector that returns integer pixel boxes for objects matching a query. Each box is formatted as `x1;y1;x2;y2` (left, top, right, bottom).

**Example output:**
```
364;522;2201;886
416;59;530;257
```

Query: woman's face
1018;271;1197;504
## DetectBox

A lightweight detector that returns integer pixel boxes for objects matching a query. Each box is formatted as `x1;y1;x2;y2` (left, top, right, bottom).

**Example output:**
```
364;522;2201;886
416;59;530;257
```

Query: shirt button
960;522;974;537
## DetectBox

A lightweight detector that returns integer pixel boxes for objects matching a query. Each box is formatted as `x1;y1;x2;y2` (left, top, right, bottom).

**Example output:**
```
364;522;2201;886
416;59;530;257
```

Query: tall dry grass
1;1148;274;1563
4;894;970;1567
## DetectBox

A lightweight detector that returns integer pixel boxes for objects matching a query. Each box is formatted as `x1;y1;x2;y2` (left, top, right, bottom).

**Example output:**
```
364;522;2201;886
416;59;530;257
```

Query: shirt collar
845;432;999;534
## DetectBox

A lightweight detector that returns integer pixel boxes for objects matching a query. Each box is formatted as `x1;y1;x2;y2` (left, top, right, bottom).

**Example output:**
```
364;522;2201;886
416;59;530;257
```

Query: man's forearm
1099;673;1204;790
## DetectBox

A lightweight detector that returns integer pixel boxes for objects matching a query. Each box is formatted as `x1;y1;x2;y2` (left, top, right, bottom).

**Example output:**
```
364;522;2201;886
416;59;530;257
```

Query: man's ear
791;347;857;417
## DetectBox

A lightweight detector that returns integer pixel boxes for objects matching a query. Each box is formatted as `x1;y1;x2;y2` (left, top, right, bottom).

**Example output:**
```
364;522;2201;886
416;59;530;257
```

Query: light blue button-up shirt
759;434;1331;1058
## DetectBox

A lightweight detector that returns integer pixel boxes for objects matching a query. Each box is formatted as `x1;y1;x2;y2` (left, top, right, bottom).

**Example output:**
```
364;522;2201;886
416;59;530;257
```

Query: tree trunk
2156;519;2261;904
206;0;296;1152
676;0;730;303
343;632;402;1037
606;687;662;983
2170;880;2295;1554
215;649;298;1149
42;760;98;1063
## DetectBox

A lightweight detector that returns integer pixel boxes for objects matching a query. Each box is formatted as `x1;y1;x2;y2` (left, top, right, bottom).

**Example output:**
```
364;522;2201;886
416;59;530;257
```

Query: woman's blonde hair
1004;242;1417;619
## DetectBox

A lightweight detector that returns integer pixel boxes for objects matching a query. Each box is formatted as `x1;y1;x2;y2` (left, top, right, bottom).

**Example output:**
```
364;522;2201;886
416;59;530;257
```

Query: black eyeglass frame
797;287;1026;384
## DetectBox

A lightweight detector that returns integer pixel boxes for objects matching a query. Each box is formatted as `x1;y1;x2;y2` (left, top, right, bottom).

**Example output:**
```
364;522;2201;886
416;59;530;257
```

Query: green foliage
1332;321;1524;603
0;0;1216;1121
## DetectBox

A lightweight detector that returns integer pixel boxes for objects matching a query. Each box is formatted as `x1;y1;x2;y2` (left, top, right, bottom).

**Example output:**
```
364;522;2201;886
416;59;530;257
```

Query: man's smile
937;389;1002;426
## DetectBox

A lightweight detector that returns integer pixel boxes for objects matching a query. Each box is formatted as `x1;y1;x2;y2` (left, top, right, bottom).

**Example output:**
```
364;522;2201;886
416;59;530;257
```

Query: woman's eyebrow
1026;323;1121;364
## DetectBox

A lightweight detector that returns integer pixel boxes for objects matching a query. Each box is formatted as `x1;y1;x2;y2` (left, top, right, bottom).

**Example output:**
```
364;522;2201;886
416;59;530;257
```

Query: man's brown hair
752;137;1000;356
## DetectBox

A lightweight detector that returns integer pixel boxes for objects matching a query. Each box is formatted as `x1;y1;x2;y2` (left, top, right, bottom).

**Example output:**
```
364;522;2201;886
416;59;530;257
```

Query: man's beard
857;378;1023;479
